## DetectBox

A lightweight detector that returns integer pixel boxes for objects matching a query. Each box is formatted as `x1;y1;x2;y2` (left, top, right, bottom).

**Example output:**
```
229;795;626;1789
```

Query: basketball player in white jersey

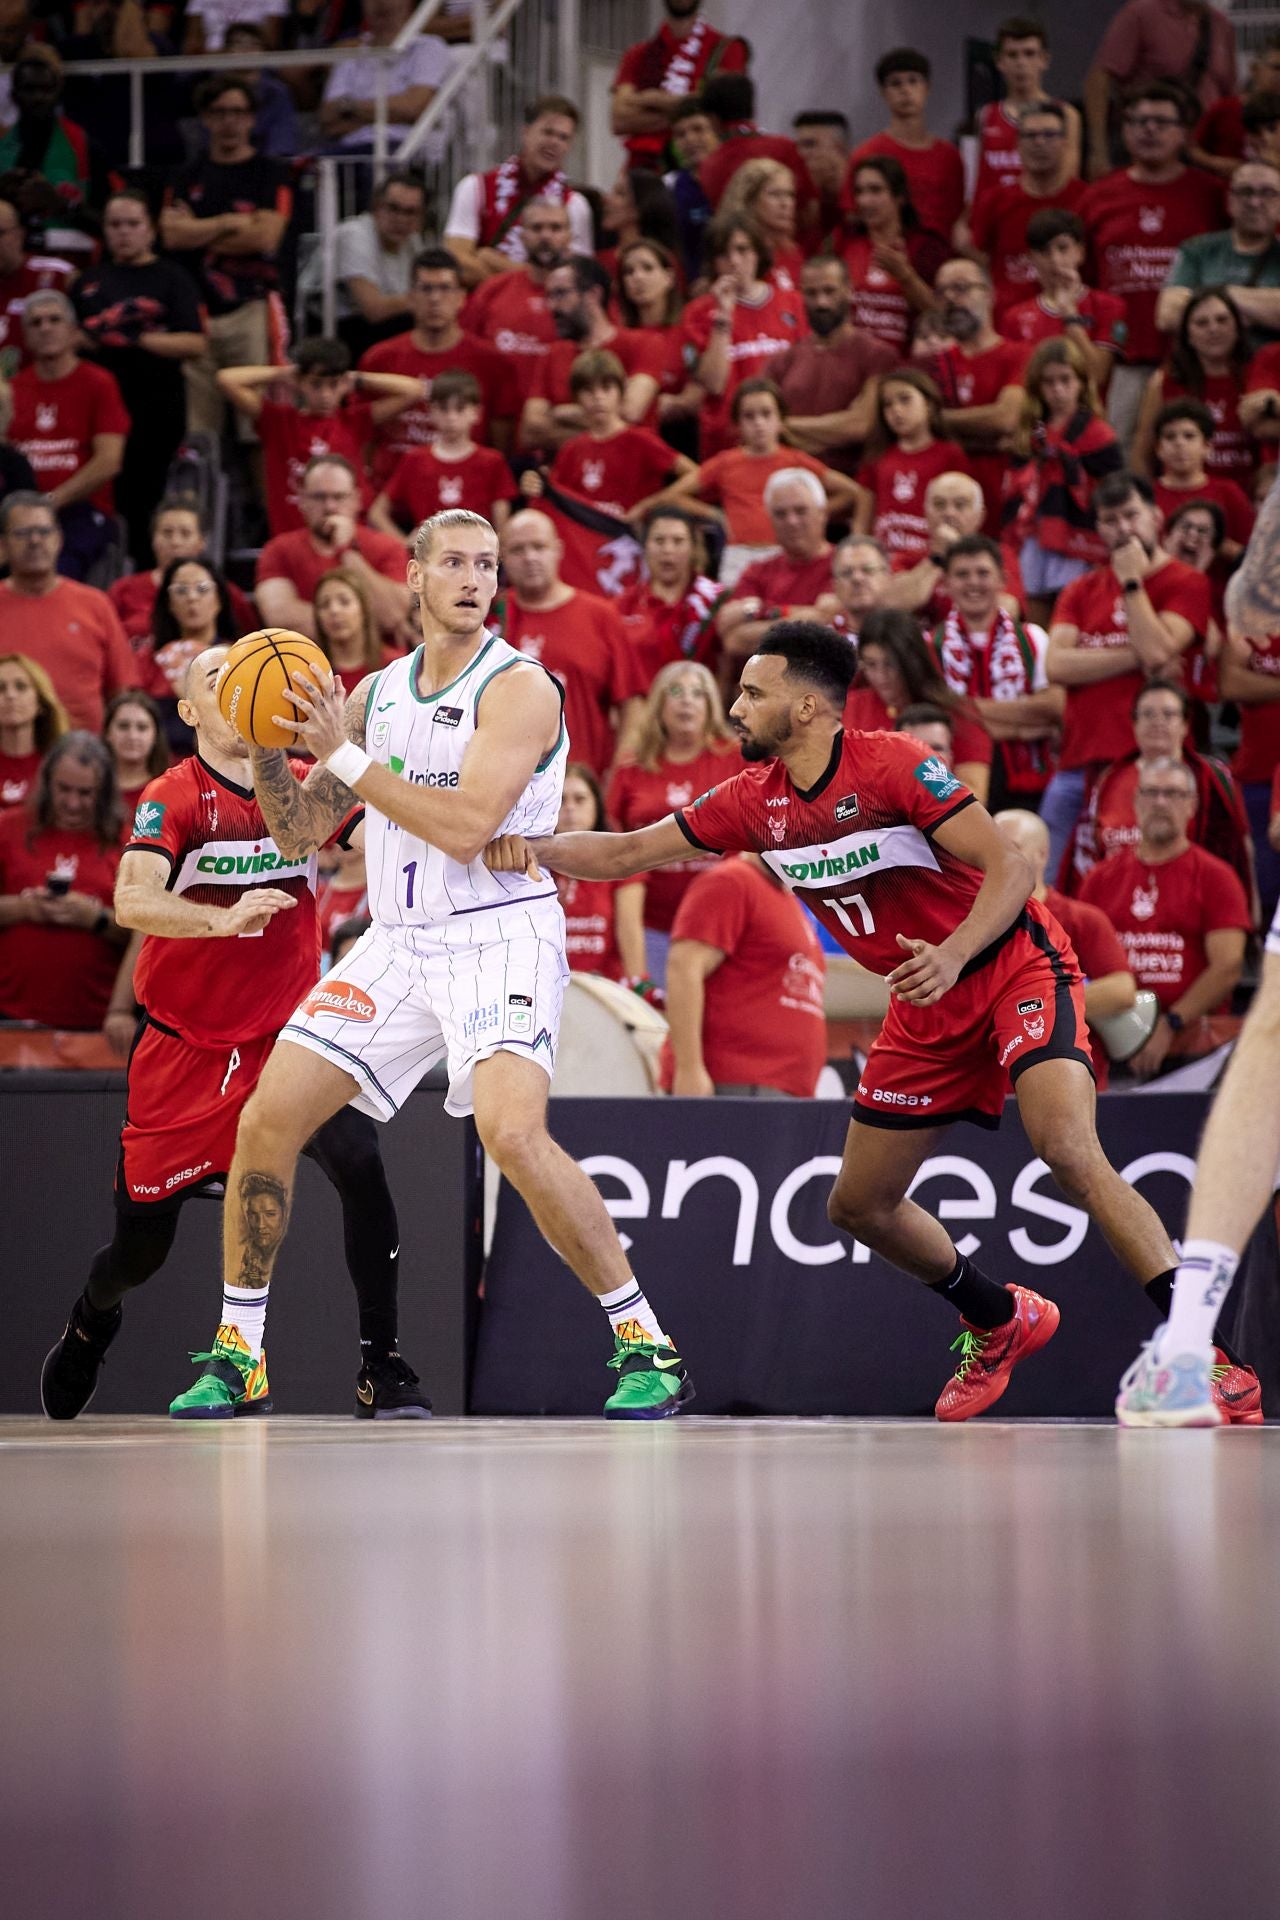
167;509;693;1419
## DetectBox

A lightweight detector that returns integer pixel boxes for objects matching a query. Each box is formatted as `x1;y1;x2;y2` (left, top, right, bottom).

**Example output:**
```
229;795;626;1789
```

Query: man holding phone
254;454;412;643
0;731;130;1033
1042;471;1211;879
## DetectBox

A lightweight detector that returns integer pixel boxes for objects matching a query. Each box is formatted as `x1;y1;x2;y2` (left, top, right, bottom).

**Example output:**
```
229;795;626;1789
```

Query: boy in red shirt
542;348;689;520
1150;397;1256;559
848;48;965;241
369;370;514;543
972;18;1082;202
217;338;423;535
1002;208;1128;392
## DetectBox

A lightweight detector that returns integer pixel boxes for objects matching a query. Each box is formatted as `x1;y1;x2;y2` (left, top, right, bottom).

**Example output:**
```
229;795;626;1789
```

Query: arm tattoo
1226;470;1280;639
234;1171;291;1289
249;686;368;856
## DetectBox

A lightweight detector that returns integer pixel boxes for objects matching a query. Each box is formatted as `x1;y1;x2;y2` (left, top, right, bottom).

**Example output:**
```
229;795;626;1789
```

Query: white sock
597;1278;669;1347
1159;1240;1240;1358
222;1285;269;1361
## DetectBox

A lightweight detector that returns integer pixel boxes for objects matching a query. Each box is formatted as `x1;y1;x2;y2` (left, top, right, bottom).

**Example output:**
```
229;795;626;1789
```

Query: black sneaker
355;1350;432;1420
41;1295;123;1420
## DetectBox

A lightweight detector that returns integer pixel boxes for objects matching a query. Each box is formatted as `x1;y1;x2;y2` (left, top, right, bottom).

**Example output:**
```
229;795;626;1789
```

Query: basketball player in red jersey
39;647;431;1422
489;622;1197;1421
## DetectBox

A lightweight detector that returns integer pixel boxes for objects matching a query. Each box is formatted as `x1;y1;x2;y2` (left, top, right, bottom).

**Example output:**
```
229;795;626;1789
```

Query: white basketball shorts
280;895;569;1120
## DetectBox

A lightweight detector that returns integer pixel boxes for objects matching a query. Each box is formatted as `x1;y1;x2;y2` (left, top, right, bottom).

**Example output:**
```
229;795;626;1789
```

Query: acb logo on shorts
302;981;377;1022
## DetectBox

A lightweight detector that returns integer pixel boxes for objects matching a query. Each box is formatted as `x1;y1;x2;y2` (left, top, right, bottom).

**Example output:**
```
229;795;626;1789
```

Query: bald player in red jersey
38;646;431;1424
492;620;1189;1421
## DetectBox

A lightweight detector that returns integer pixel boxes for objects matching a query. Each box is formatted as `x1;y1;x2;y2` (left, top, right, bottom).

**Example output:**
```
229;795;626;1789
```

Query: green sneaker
603;1335;694;1420
169;1323;273;1420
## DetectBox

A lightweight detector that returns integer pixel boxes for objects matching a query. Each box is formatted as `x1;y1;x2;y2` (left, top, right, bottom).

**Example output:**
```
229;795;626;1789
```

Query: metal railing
57;0;452;171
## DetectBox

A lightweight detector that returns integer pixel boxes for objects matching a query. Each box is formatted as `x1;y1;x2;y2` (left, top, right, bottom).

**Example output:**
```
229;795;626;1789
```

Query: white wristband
326;740;371;788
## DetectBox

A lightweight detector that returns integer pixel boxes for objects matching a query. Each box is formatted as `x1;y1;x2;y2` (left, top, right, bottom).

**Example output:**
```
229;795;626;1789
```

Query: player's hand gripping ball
216;630;334;749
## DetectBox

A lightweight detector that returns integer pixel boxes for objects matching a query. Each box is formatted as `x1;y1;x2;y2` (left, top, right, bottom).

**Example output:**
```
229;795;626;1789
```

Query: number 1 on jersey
402;860;417;910
828;890;875;939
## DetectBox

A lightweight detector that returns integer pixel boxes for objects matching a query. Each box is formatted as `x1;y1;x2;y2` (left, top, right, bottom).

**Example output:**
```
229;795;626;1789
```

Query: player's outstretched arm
540;815;696;880
1227;465;1280;641
886;803;1033;1007
115;850;297;938
249;679;374;858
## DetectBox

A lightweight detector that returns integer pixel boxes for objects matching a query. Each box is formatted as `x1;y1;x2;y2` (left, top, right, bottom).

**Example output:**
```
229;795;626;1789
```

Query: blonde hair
722;158;797;232
314;568;381;673
629;661;739;771
1013;334;1103;455
0;652;70;751
411;509;498;563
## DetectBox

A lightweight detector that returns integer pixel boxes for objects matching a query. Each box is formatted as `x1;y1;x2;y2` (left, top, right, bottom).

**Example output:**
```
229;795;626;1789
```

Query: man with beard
925;259;1030;533
518;256;663;451
765;255;897;476
463;200;572;406
445;95;593;285
611;0;748;172
490;619;1225;1422
360;248;519;487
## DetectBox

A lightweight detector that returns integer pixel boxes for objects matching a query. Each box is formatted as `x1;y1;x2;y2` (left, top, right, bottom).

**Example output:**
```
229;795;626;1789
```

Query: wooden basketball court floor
4;1415;1279;1920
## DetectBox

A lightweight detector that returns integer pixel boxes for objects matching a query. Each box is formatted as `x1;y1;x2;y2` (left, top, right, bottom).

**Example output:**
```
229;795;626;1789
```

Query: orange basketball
216;630;334;749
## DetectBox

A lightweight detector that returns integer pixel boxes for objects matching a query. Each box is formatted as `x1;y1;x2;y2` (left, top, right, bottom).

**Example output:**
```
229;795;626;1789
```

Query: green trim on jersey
363;670;386;731
474;653;566;771
536;719;566;775
407;636;497;705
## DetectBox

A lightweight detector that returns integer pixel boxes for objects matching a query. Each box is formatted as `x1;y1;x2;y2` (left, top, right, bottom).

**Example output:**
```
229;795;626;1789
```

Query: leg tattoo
236;1172;291;1288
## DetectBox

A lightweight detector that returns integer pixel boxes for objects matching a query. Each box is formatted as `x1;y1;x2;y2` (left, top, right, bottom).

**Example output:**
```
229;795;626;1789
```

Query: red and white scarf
480;156;572;251
661;19;712;94
938;605;1047;789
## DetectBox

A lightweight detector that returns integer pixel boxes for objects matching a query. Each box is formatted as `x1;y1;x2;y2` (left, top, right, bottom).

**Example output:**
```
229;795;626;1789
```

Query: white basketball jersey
361;633;566;929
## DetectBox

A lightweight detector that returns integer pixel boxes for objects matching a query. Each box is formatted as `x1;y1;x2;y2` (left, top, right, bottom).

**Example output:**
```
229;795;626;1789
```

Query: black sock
927;1253;1015;1329
305;1108;401;1360
1145;1267;1248;1367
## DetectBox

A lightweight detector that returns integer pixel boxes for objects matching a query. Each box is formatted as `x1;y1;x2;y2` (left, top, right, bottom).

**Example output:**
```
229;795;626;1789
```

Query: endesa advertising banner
473;1096;1279;1417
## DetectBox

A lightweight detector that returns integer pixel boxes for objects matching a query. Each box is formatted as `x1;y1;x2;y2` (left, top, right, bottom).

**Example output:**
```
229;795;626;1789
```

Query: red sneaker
934;1285;1060;1422
1211;1348;1264;1425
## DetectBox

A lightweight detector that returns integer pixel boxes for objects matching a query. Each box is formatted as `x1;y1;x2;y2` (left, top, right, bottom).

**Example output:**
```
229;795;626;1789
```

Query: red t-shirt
0;578;136;732
837;230;949;358
1153;475;1255;547
529;330;666;409
677;726;1065;972
556;872;624;980
608;744;740;932
358;329;517;484
974;101;1025;201
0;749;41;812
1052;559;1211;769
109;570;256;642
1042;881;1131;1087
699;128;816;215
497;590;640;776
856;441;973;563
0;815;122;1028
970;179;1090;316
10;360;131;511
550;426;676;518
928;339;1030;530
256;527;407;629
126;753;355;1045
1229;629;1280;783
695;446;829;545
732;546;836;611
256;396;375;535
681;284;808;453
1003;290;1130;369
848;133;965;241
1078;842;1250;1008
1162;370;1256;487
384;444;513;525
0;256;76;376
462;269;558;398
1194;95;1245;163
614;575;726;686
612;23;748;166
1080;167;1226;363
667;856;827;1095
842;682;993;769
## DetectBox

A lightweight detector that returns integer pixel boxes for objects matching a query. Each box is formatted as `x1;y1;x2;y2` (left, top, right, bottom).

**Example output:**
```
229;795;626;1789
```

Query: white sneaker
1115;1337;1222;1428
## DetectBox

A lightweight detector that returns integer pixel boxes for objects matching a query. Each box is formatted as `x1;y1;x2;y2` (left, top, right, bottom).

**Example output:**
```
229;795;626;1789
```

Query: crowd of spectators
2;0;1279;1095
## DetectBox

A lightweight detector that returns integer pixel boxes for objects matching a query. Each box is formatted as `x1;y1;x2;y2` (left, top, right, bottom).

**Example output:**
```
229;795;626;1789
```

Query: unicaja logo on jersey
133;800;166;838
302;982;377;1021
913;757;963;801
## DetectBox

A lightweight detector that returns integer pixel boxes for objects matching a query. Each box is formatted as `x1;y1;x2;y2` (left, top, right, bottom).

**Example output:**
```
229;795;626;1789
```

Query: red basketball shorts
853;919;1091;1131
116;1018;276;1208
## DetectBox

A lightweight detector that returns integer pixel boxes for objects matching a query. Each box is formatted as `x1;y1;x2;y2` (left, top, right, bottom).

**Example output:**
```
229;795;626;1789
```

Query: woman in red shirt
1133;290;1258;491
837;156;949;358
139;555;244;747
844;606;994;801
615;509;727;687
314;567;403;697
102;689;168;824
0;653;67;814
682;213;807;454
555;763;645;987
616;239;698;442
855;369;971;565
722;157;806;288
607;660;741;983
